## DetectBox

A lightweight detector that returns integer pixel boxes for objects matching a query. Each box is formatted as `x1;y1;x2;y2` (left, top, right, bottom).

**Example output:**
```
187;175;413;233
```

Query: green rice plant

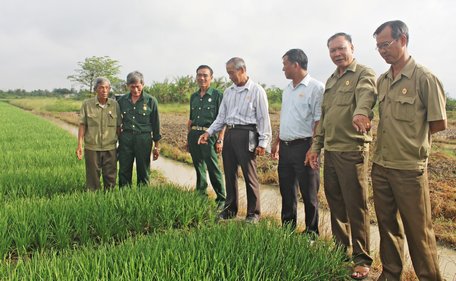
0;223;349;280
0;185;216;258
0;102;86;201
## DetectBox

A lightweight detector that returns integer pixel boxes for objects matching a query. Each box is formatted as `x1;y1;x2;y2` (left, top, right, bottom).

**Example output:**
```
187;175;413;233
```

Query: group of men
76;20;447;281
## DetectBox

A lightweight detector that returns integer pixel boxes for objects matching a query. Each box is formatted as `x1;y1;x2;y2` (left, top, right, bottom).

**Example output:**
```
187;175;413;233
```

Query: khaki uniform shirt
373;57;447;170
79;97;121;151
311;60;377;153
189;87;223;127
118;92;162;142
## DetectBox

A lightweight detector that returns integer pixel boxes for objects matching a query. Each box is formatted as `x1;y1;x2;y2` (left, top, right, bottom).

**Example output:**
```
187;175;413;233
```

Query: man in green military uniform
117;71;161;187
372;20;446;281
187;65;226;207
76;77;121;190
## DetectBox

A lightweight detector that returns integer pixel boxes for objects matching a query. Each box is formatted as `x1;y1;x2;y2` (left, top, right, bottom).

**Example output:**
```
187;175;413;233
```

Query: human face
95;82;110;102
328;35;354;72
282;56;297;80
196;68;212;91
375;25;405;65
128;82;144;98
226;63;245;86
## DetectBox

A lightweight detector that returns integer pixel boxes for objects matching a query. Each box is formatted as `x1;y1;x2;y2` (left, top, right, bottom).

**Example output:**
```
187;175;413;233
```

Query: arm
76;124;85;160
151;98;161;160
352;68;377;134
429;119;447;134
215;126;226;153
256;86;272;155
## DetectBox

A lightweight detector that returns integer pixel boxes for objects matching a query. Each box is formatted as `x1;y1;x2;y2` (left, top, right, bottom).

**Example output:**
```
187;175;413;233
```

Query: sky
1;0;455;98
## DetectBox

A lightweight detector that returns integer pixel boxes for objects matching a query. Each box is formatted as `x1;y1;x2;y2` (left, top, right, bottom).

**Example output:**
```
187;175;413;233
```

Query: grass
0;100;350;280
1;223;349;280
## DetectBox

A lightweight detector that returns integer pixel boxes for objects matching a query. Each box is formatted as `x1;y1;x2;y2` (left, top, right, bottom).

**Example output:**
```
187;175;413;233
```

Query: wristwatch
216;139;223;144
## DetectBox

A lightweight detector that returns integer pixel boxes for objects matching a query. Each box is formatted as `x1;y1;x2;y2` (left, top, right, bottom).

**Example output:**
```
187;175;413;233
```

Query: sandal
351;265;370;280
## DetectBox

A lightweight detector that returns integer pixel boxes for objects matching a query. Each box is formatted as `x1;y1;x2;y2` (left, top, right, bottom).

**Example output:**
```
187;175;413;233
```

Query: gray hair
226;57;246;71
93;77;111;91
126;71;145;85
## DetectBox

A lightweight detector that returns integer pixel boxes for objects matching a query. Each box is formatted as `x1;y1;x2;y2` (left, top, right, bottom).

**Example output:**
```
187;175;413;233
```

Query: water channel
45;114;456;280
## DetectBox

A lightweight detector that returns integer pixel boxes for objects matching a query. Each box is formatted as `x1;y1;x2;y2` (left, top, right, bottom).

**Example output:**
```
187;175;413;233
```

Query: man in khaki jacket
372;20;447;281
307;32;376;280
76;77;121;190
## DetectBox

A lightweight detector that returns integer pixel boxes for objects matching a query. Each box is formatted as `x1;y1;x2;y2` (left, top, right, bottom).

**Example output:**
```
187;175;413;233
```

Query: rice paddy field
0;101;350;280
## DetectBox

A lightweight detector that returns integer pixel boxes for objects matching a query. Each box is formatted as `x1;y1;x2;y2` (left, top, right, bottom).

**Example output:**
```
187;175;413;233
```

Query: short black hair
196;65;213;76
282;49;308;70
327;32;352;47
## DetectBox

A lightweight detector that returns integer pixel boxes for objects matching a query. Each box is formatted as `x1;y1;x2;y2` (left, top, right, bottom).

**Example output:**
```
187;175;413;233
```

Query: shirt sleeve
150;97;162;142
353;67;377;118
79;101;87;125
207;90;228;136
256;85;272;149
420;73;447;122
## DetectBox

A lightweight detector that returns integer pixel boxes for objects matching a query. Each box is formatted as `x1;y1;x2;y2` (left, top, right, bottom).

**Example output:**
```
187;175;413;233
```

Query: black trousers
278;138;319;234
221;128;260;218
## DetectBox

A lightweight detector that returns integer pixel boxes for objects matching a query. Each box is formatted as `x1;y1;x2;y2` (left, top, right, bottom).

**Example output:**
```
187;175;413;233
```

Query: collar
331;59;357;78
128;92;144;102
288;74;311;89
386;56;415;80
231;78;254;92
96;97;110;106
199;87;215;96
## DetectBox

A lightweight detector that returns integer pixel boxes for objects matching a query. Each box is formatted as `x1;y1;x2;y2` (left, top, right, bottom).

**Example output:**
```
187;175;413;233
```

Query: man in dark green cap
187;65;226;207
117;71;161;187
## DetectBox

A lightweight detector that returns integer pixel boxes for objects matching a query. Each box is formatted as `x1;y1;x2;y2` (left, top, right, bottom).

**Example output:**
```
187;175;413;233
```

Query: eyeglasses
376;40;395;51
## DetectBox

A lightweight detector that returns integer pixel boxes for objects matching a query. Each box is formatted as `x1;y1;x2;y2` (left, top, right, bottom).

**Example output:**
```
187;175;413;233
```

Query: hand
198;132;210;145
305;151;320;170
215;141;223;154
352;114;371;134
255;146;266;156
271;141;279;160
153;147;160;161
76;146;83;160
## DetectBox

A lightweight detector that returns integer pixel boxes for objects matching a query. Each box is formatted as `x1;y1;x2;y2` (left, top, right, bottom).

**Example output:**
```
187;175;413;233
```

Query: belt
226;124;256;131
191;125;209;131
280;138;311;146
123;129;150;135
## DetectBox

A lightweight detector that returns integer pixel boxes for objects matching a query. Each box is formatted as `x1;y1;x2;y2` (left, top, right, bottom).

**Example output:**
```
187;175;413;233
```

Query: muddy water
43;114;456;280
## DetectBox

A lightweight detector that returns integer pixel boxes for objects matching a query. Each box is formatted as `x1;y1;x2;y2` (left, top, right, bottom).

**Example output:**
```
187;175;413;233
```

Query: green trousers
118;131;152;187
188;130;226;204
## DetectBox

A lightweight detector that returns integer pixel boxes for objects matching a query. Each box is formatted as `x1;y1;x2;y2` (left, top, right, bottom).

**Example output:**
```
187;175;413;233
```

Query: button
133;107;136;109
199;107;201;110
133;116;135;119
132;125;135;128
197;116;200;118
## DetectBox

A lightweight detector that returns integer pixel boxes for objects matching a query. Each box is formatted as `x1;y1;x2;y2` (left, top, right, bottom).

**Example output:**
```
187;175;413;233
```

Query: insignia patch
345;80;350;86
402;88;407;95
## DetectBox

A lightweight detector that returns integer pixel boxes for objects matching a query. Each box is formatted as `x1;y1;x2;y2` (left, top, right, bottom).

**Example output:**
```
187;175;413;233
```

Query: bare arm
429;119;447;134
76;124;85;160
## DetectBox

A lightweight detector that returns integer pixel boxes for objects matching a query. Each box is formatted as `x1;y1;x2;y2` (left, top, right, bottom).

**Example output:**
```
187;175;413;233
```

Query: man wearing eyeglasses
372;20;446;281
187;65;226;208
306;32;376;280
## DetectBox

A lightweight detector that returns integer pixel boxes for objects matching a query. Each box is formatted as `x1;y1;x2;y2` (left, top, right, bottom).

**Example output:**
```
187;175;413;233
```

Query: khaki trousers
84;149;117;190
372;163;442;281
324;150;372;266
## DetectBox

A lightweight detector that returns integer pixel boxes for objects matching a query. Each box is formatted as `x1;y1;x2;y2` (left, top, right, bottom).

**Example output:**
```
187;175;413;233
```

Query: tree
67;56;123;93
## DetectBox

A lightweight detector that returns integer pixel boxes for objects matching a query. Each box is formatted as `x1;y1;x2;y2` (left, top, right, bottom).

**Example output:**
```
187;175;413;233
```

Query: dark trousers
221;129;260;218
372;164;442;281
324;150;372;267
118;131;152;187
278;139;319;234
84;149;117;190
188;130;226;203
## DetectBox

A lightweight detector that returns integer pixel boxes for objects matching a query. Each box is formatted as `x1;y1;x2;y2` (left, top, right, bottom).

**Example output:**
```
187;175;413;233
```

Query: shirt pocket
137;108;151;123
336;89;355;106
87;113;99;127
107;111;117;127
392;95;416;122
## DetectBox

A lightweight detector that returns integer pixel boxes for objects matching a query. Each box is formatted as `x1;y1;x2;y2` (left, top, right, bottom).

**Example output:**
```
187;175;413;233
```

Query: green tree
67;56;123;93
